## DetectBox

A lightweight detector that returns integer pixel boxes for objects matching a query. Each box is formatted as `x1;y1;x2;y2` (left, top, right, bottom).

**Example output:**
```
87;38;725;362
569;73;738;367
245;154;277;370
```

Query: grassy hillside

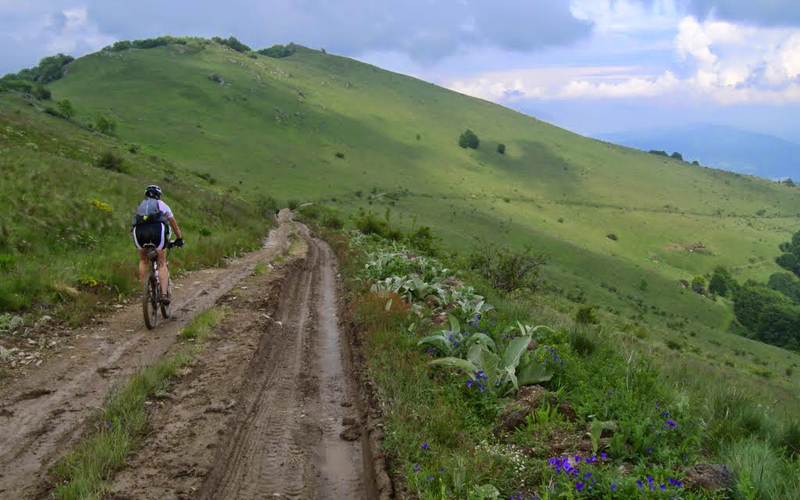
0;91;270;325
46;41;800;325
4;38;800;393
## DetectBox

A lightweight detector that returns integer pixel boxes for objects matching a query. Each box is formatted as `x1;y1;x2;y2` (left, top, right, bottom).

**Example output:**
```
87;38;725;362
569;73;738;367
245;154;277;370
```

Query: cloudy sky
2;0;800;140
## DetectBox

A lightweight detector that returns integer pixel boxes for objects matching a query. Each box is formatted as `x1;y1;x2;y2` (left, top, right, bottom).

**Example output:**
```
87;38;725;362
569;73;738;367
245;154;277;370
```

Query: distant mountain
596;125;800;180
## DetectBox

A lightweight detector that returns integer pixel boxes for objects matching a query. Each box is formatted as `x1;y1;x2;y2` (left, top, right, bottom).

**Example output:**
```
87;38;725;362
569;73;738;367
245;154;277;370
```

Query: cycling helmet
144;185;162;199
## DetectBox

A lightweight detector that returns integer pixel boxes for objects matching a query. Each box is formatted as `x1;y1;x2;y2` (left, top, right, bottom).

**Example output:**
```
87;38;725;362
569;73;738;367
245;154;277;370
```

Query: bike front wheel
160;279;172;319
143;274;158;330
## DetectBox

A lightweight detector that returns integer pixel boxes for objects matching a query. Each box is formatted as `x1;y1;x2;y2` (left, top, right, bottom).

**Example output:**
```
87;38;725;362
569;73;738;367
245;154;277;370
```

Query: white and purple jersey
136;199;173;219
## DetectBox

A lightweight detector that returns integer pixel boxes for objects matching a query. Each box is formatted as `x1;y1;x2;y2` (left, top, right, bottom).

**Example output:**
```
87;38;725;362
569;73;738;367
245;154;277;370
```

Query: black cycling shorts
132;222;169;250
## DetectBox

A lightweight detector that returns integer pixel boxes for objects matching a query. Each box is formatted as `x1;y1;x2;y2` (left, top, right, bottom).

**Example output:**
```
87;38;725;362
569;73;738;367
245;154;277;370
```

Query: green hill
4;37;800;385
47;40;800;320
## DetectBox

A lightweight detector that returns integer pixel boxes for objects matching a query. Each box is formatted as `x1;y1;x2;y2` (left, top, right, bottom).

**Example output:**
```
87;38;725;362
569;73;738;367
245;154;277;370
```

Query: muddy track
0;213;294;499
197;226;367;500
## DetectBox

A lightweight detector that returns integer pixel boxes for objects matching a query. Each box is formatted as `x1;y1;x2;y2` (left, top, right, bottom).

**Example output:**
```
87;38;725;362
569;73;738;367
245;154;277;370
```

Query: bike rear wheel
143;274;158;330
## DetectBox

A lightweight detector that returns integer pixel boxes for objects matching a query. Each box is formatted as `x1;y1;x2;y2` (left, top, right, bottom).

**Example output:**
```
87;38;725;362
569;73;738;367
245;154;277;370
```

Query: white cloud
447;14;800;106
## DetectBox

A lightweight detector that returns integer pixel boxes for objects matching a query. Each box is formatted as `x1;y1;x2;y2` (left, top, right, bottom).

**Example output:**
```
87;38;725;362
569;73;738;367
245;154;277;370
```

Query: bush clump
95;151;125;173
94;113;117;135
607;233;618;241
458;129;479;149
496;143;506;155
467;237;546;293
212;36;251;53
257;43;298;58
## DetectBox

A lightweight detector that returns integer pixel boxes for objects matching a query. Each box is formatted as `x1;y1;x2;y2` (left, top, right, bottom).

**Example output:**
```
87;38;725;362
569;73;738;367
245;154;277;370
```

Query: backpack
131;199;166;227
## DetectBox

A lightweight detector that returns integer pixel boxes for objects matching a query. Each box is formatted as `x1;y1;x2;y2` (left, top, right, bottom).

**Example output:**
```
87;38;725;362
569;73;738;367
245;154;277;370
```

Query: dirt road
0;212;387;499
107;222;379;499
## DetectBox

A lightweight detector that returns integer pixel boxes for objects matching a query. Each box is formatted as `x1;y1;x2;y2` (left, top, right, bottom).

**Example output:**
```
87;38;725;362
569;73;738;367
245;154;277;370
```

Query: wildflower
612;484;618;491
453;341;459;347
648;476;654;483
660;484;666;491
428;349;435;356
585;472;592;478
428;476;434;482
413;464;420;472
420;443;429;450
439;467;445;473
666;420;677;428
466;380;474;388
663;411;669;418
646;447;652;453
637;481;643;489
575;455;582;463
600;452;607;460
575;482;585;492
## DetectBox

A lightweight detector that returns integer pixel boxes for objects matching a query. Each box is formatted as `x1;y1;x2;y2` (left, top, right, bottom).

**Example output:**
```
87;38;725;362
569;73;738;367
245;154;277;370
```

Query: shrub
95;151;125;173
57;99;75;119
458;129;479;149
467;238;546;293
95;113;117;135
671;152;684;161
665;339;682;350
257;43;298;58
648;150;668;157
287;199;299;210
607;233;618;241
44;106;62;117
323;212;344;229
255;194;279;216
575;305;598;325
33;85;51;100
692;160;700;166
692;276;706;294
335;151;345;159
496;143;506;155
213;36;251;53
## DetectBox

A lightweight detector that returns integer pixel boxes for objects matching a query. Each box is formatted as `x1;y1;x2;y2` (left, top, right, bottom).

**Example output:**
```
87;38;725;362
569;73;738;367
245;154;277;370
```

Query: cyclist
131;185;184;305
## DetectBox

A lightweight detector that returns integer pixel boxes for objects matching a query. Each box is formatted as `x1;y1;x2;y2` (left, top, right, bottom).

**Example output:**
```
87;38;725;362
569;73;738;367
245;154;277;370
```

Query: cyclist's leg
138;249;149;282
156;249;169;296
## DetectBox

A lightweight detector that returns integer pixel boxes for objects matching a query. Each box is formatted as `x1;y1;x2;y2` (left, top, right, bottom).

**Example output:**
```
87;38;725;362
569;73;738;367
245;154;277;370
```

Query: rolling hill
4;37;800;387
597;124;800;180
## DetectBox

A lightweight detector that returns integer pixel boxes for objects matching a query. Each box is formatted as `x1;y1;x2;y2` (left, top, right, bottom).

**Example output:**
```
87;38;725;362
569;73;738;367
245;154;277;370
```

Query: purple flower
453;341;459;347
601;452;607;460
648;476;654;483
575;455;582;463
428;476;434;482
466;380;473;388
439;467;445;473
646;446;652;453
612;484;618;491
420;442;429;450
427;349;435;356
575;482;585;492
660;484;666;491
413;464;420;472
637;481;643;489
666;420;677;428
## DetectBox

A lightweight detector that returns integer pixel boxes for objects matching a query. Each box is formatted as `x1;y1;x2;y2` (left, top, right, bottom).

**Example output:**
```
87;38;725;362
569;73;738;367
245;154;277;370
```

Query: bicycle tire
160;279;171;319
143;273;158;330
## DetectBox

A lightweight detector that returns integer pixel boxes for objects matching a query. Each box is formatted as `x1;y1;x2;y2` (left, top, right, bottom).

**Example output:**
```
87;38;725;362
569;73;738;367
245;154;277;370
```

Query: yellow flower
89;199;113;212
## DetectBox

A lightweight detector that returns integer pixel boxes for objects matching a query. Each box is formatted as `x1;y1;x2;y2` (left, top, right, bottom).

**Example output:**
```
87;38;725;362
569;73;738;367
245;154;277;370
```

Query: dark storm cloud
83;0;593;61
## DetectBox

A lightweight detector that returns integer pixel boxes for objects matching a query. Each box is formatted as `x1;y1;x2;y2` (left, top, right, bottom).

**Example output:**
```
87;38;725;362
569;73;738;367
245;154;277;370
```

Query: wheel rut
197;227;366;500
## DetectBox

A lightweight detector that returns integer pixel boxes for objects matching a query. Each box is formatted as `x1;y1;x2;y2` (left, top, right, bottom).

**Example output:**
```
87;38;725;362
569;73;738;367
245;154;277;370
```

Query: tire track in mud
198;228;366;500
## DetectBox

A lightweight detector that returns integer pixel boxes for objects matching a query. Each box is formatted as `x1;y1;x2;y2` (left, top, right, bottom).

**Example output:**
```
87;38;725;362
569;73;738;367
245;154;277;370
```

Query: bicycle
142;240;178;330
